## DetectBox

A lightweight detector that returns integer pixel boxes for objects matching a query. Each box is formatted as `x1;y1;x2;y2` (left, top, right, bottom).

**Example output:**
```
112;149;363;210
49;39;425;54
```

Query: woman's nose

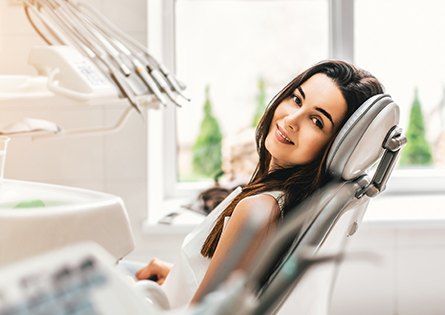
284;111;302;132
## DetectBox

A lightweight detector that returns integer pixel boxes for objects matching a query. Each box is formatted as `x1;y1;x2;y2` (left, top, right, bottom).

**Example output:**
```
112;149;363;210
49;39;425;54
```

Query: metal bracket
355;126;407;199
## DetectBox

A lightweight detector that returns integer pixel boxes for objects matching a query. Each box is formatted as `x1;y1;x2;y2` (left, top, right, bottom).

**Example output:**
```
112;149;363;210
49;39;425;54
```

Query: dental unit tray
0;0;190;140
23;0;189;109
0;45;161;139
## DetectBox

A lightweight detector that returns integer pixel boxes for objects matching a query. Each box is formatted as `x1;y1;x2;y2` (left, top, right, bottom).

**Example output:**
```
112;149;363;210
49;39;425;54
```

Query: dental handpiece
65;1;176;107
109;36;172;107
81;11;187;106
108;35;186;106
75;1;189;98
133;59;169;107
52;0;132;77
39;0;143;112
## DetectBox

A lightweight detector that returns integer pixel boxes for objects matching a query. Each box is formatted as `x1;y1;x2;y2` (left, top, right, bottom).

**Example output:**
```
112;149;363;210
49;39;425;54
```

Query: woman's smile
275;124;294;145
265;73;349;168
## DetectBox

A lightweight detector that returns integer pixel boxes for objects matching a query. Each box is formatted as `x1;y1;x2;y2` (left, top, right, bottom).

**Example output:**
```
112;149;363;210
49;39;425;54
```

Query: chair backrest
257;180;370;315
248;94;405;315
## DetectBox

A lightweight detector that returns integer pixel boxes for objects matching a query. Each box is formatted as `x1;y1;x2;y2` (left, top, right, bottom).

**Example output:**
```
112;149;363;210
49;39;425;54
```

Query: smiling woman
135;60;385;308
199;60;384;259
266;73;348;169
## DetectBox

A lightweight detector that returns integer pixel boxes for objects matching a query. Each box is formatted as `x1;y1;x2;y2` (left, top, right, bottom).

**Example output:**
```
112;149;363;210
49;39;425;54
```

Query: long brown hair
201;60;384;258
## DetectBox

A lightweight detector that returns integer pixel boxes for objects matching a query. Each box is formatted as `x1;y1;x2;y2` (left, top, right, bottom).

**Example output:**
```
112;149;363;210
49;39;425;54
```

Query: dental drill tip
175;78;187;90
164;73;187;94
176;91;191;102
162;87;185;107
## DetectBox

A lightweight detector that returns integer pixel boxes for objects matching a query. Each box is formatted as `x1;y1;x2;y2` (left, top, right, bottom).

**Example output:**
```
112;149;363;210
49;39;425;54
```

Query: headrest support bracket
355;126;407;199
326;94;400;180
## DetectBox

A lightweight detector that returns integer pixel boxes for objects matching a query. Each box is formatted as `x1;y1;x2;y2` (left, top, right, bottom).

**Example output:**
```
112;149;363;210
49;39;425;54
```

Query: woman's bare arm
190;194;281;304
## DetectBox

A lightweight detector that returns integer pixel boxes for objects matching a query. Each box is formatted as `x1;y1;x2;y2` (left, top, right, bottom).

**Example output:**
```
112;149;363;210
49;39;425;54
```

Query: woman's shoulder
234;193;282;222
259;190;285;210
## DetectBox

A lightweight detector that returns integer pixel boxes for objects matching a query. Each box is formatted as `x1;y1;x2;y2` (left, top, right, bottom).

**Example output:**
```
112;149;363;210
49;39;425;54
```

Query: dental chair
253;93;405;315
0;94;405;315
195;93;406;315
125;93;405;314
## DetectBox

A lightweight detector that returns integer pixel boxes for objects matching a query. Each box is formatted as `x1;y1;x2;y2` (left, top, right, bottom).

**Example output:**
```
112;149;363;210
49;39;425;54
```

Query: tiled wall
331;223;445;315
0;0;149;240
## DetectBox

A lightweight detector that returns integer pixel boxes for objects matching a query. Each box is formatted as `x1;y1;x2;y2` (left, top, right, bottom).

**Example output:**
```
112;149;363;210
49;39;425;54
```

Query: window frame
147;0;445;222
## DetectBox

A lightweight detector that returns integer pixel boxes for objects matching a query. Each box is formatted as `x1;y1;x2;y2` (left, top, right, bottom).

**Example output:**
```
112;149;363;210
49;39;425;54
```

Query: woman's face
265;73;348;170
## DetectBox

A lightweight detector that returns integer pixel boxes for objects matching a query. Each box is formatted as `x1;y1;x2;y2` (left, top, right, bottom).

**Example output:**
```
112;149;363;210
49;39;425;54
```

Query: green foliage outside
252;77;267;127
192;85;223;178
400;88;433;166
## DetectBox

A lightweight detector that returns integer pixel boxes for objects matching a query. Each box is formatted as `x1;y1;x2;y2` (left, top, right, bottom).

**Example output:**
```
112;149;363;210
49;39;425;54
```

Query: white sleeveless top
161;186;285;309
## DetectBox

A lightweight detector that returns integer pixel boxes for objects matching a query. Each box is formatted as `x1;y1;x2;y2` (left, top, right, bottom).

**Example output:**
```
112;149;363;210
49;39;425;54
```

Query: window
147;0;445;222
354;0;445;193
175;0;329;185
355;0;445;171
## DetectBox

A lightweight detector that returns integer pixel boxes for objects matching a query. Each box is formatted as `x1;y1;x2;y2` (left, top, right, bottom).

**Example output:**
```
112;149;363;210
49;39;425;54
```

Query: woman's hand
135;257;173;285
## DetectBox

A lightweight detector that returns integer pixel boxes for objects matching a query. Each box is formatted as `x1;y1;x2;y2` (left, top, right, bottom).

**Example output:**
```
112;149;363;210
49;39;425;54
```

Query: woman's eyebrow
315;107;335;128
297;86;306;99
297;86;334;128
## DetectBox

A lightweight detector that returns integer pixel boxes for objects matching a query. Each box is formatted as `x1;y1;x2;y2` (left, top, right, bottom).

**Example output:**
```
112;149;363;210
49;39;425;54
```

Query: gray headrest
326;94;400;180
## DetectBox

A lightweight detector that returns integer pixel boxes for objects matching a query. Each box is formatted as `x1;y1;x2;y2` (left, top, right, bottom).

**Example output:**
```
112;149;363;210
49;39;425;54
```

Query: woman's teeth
277;128;293;144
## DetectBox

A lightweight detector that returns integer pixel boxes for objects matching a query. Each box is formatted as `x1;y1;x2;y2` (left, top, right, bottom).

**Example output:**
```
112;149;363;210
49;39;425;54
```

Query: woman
134;60;384;308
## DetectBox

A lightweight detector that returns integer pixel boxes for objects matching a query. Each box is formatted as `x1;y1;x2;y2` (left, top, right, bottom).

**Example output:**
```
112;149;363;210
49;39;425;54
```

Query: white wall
0;0;149;247
331;222;445;315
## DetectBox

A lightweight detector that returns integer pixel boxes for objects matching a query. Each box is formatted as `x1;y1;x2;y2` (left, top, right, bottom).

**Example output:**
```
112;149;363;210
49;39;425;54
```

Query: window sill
142;221;199;235
143;197;205;235
363;192;445;227
142;193;445;235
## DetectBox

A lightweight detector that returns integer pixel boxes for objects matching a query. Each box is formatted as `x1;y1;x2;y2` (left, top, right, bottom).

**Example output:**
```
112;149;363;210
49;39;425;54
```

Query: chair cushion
326;94;400;180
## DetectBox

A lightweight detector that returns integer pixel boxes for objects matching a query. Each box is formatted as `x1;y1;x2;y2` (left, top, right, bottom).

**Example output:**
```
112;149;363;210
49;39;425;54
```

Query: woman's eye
312;117;324;129
291;94;302;106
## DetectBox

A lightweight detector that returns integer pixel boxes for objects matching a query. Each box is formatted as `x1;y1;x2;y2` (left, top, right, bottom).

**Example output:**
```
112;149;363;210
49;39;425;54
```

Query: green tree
252;77;267;127
192;85;223;178
400;88;433;166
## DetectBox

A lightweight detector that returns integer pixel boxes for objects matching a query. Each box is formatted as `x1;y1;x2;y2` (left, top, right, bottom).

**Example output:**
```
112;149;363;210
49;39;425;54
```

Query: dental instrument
60;1;174;106
76;0;190;101
24;1;144;111
0;45;153;139
26;0;146;113
31;0;142;100
22;0;188;110
7;0;190;141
